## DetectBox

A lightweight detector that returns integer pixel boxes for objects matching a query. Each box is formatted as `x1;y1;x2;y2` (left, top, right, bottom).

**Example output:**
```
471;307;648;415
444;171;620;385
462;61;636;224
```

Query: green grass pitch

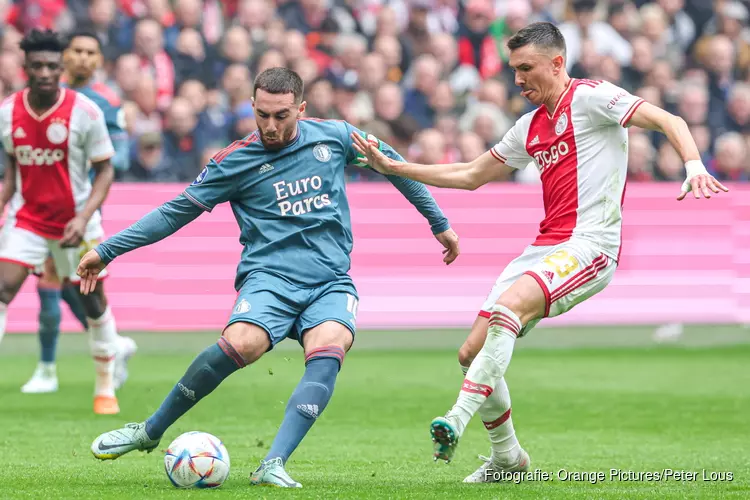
1;326;749;499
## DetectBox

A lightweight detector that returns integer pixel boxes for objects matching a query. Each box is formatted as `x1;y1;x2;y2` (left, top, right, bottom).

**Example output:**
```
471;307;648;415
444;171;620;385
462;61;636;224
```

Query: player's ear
552;54;565;75
298;100;306;115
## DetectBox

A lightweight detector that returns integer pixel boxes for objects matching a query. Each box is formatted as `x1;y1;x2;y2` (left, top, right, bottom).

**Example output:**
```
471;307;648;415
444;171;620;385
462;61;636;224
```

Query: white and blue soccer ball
164;431;230;488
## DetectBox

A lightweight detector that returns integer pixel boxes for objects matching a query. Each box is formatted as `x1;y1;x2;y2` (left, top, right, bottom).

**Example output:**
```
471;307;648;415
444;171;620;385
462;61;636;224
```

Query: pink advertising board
4;182;748;333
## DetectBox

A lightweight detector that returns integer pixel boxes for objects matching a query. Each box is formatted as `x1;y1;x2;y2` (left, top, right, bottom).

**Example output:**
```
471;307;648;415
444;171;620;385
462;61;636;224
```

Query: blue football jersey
183;119;449;290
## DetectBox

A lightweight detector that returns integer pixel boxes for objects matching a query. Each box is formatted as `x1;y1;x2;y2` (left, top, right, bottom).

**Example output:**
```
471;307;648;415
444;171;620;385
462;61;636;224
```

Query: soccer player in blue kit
81;67;460;487
21;29;135;395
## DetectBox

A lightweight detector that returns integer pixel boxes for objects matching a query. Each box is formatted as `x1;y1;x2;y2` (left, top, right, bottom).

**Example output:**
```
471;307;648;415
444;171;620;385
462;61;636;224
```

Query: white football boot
250;457;302;488
113;336;137;390
463;448;531;483
21;363;59;393
91;422;160;460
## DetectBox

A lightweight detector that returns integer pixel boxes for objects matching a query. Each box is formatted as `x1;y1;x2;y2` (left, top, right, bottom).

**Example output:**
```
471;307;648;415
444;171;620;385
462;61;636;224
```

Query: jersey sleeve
83;102;115;163
490;120;532;169
0;99;13;155
585;81;645;128
182;158;239;212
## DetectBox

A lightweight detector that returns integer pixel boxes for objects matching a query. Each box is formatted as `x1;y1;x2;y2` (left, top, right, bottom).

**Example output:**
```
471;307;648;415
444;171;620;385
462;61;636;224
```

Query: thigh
525;241;616;319
49;227;109;283
0;222;49;272
294;288;358;348
227;285;300;351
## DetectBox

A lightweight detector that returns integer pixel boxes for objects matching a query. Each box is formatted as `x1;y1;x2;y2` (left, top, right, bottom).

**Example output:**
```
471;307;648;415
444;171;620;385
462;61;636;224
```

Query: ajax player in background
352;22;728;482
78;67;460;488
21;28;135;395
0;29;127;415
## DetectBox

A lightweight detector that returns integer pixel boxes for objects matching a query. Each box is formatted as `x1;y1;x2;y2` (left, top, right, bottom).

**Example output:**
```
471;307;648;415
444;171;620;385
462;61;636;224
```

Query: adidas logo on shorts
297;404;319;419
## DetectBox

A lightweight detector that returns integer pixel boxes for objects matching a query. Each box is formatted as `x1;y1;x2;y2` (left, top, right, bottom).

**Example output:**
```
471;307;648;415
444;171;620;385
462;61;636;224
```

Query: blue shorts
227;272;359;350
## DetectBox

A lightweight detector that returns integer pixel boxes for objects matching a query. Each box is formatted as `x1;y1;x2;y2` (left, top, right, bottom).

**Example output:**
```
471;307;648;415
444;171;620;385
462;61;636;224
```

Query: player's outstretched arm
627;102;729;200
78;194;204;294
351;132;512;191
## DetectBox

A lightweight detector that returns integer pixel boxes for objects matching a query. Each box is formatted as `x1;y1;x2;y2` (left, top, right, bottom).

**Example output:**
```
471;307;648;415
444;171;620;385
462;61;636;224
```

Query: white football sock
449;305;520;435
0;302;6;346
461;364;521;462
88;306;118;397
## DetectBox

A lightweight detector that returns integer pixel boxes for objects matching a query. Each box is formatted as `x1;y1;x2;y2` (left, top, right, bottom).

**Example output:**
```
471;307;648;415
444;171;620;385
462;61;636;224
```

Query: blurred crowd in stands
0;0;749;183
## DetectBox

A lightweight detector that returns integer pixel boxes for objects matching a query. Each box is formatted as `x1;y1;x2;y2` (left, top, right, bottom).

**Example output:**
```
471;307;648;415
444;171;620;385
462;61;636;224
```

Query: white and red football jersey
0;88;114;239
490;78;644;261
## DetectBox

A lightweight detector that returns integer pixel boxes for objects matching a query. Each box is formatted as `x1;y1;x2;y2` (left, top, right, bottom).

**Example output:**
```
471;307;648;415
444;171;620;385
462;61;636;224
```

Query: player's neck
543;76;572;114
27;88;61;113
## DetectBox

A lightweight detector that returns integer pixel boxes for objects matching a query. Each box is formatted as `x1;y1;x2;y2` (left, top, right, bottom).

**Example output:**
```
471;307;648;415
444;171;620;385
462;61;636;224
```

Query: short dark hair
507;22;567;59
253;67;304;104
67;27;103;50
19;29;66;55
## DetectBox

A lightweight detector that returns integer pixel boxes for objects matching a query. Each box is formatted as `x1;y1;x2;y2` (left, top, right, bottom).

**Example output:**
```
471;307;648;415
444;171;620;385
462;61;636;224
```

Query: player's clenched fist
77;249;106;295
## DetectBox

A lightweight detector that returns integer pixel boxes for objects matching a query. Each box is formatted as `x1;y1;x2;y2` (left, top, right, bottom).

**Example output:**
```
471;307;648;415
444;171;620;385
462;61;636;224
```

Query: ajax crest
555;112;568;135
313;143;332;162
235;299;251;314
46;119;68;145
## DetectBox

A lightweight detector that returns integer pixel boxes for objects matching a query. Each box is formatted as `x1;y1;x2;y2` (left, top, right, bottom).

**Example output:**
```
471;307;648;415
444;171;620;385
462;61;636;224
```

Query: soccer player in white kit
0;29;124;415
351;22;728;482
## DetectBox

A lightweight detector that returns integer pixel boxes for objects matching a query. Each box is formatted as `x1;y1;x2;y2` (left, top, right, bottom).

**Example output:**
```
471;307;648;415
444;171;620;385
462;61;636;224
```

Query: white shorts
480;239;617;337
0;218;108;283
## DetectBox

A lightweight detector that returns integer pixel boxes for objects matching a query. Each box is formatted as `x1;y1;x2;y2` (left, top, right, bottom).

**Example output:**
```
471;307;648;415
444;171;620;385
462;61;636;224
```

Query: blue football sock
61;282;89;330
145;337;246;440
265;346;345;464
37;287;62;364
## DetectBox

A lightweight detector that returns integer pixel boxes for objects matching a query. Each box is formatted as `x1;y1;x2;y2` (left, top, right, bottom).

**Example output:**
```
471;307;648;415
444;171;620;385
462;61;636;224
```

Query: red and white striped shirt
0;88;114;239
491;79;644;261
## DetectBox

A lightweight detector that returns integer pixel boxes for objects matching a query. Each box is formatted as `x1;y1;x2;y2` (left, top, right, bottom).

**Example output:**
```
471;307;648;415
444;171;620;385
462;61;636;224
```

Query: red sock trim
483;408;511;429
461;379;493;397
305;345;346;368
218;337;247;368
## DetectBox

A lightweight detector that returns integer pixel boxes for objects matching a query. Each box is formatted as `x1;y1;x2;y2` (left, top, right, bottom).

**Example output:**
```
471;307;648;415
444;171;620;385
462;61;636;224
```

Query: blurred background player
82;67;459;488
0;29;124;415
21;28;136;395
352;21;727;483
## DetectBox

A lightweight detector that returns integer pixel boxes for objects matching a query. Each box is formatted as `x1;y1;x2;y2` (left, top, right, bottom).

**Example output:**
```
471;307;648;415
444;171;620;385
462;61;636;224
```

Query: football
164;431;230;488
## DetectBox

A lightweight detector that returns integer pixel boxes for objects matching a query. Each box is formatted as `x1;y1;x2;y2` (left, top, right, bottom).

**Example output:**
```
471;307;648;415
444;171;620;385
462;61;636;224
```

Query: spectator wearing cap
457;0;502;80
559;0;632;72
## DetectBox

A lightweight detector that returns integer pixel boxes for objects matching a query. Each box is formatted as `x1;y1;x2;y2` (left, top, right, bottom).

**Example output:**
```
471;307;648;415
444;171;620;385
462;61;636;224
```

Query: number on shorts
543;249;579;278
346;294;359;319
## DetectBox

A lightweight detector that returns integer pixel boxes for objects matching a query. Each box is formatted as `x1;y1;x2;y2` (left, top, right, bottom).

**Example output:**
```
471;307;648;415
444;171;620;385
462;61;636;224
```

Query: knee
458;342;478;367
222;322;270;365
0;283;18;305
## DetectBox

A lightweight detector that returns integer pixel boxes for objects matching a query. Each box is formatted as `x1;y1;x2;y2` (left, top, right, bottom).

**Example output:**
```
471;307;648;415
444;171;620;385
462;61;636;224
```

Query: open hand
350;132;398;175
434;228;460;265
77;249;106;295
677;172;729;201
